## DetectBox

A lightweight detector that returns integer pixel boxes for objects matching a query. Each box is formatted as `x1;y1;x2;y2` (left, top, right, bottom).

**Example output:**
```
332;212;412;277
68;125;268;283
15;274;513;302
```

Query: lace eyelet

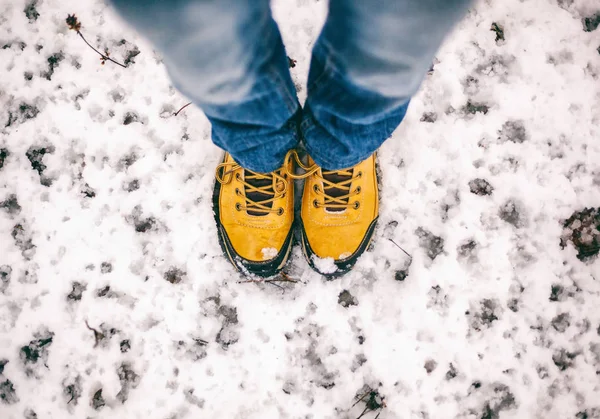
235;203;242;211
235;188;240;196
277;208;284;216
235;173;241;181
353;201;360;210
357;171;363;178
313;184;320;193
356;186;361;194
313;199;319;208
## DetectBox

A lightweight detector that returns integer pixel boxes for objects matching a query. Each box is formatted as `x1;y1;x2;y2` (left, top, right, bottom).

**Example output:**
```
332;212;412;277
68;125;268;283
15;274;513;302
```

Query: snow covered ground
1;0;600;417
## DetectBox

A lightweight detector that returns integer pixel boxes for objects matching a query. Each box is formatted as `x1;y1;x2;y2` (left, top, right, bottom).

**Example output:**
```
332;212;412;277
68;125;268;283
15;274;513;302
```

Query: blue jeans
111;0;471;172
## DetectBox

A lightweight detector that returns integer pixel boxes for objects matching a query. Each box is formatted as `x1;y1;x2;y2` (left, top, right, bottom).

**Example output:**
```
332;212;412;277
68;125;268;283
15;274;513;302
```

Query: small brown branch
174;102;193;116
352;391;370;408
356;405;370;419
77;31;127;68
238;273;301;290
388;238;412;259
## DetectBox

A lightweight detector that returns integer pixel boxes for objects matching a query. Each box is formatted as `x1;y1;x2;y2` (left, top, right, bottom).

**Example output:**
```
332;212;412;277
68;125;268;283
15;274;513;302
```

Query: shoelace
286;150;362;211
216;157;289;216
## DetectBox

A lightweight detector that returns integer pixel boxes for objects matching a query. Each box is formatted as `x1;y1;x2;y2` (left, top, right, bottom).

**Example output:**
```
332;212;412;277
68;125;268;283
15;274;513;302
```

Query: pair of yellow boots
213;150;378;277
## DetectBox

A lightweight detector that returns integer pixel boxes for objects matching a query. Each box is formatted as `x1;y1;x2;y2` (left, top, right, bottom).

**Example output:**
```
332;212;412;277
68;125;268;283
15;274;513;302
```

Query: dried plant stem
174;102;193;116
352;392;370;408
388;238;412;258
238;272;300;288
77;31;127;68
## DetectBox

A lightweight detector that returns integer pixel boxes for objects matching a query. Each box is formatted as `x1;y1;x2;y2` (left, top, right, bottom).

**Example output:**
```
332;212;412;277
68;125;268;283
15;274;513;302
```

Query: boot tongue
244;170;274;216
322;169;353;212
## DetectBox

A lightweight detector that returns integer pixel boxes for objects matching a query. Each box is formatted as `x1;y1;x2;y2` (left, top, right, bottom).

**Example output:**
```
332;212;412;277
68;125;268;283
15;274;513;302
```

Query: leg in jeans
110;0;300;173
297;0;472;276
302;0;472;170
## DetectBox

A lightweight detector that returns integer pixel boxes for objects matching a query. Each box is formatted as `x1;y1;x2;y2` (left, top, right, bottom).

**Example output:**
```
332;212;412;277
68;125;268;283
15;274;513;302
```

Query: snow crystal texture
1;0;600;418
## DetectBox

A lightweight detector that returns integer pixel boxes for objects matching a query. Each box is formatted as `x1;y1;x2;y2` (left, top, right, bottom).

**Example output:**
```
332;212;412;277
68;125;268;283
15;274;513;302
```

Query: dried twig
352;391;370;408
238;272;300;288
174;102;193;116
388;238;412;259
353;389;386;419
66;14;127;68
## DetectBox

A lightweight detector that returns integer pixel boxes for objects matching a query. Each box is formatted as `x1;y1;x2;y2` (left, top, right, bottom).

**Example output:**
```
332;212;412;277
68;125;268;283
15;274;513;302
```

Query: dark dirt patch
164;267;186;284
91;388;106;410
177;338;208;362
499;200;525;228
63;375;82;405
67;281;86;301
0;359;7;374
2;40;27;51
463;101;490;115
490;22;505;42
20;331;54;376
551;313;571;333
498;120;527;143
457;239;477;258
394;269;408;281
120;339;131;353
0;265;10;293
123;112;139;125
42;52;65;80
424;359;437;374
552;349;578;371
24;409;37;419
81;183;96;198
100;262;113;274
446;363;458;380
481;383;517;418
135;217;156;232
6;103;40;128
219;305;238;325
583;13;600;32
116;362;140;403
468;299;500;331
469;179;494;196
550;284;566;302
24;0;39;22
420;112;437;123
560;208;600;260
415;227;444;260
0;194;21;215
26;145;55;186
86;323;119;348
12;224;35;259
338;290;358;308
120;152;138;169
124;179;140;192
0;148;8;169
124;46;140;66
184;387;205;408
0;379;18;405
214;304;239;349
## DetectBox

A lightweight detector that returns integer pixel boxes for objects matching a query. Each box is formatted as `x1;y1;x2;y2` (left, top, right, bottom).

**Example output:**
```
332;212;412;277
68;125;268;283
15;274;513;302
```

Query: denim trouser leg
302;0;472;170
110;0;300;173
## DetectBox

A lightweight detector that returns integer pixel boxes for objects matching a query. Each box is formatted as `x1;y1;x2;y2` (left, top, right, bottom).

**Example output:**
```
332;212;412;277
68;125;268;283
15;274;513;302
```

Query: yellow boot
213;152;294;277
289;152;379;276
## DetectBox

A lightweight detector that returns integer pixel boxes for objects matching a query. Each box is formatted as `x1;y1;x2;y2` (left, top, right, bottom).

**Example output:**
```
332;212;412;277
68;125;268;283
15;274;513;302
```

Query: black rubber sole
212;165;294;278
298;217;379;278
